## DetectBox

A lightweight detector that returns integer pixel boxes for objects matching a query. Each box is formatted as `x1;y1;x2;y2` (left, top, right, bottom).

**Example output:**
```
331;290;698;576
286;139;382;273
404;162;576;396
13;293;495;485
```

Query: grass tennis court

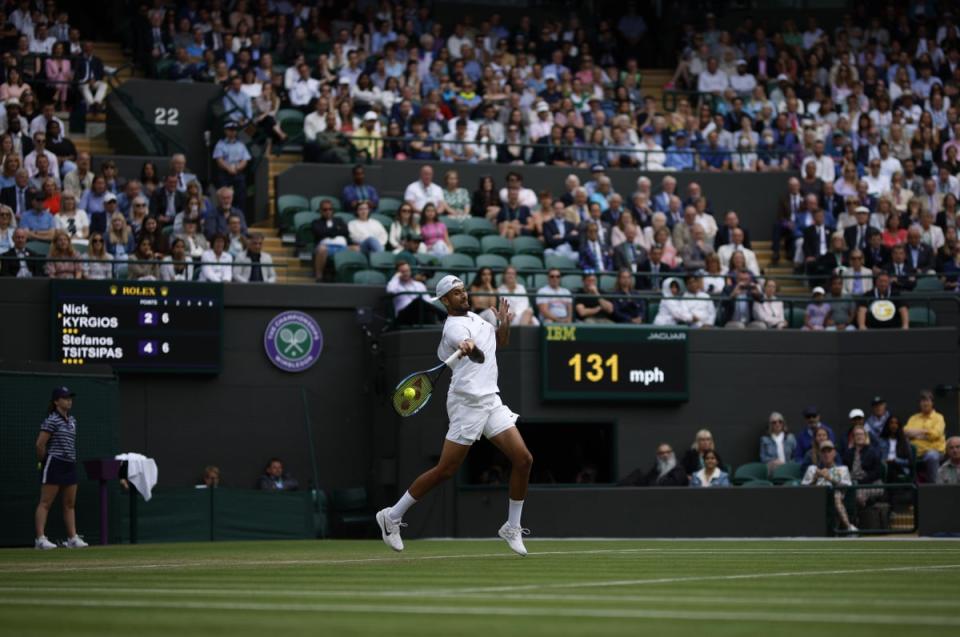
2;539;958;636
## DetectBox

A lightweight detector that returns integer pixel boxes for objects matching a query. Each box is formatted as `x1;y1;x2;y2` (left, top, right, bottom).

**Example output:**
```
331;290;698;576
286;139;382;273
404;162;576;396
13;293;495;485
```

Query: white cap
431;275;464;302
535;102;550;113
849;408;865;419
855;205;870;213
363;110;379;121
812;286;825;296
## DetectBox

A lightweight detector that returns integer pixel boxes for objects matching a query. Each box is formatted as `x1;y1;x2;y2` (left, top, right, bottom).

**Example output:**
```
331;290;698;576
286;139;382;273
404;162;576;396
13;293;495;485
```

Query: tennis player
377;275;534;555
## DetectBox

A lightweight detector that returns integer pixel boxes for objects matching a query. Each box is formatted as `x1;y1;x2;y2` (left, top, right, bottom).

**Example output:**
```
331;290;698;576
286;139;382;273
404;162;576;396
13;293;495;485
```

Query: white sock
389;491;417;522
508;499;524;528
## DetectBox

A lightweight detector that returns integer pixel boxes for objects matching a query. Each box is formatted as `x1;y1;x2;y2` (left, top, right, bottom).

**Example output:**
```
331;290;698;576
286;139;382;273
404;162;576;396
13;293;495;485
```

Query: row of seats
732;460;910;487
278;194;407;232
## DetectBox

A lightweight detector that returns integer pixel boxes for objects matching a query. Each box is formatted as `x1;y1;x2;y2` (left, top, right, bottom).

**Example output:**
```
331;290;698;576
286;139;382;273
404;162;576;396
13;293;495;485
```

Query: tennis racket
392;350;464;417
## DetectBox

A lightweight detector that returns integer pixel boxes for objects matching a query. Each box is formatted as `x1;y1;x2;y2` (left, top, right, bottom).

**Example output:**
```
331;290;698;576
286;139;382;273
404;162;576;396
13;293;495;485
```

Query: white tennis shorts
445;392;518;446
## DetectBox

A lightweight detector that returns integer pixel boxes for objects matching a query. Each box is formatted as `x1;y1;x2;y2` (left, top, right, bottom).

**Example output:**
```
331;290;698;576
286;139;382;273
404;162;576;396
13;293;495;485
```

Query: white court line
4;547;960;574
450;563;960;593
0;597;956;627
1;585;957;609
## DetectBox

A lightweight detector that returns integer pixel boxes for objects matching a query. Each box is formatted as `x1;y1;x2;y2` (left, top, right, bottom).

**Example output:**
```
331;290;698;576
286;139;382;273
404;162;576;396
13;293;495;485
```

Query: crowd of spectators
616;391;955;529
131;2;960;178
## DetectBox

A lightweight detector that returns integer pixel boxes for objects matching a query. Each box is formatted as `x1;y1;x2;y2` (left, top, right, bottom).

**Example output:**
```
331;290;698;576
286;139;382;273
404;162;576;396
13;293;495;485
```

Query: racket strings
392;374;433;416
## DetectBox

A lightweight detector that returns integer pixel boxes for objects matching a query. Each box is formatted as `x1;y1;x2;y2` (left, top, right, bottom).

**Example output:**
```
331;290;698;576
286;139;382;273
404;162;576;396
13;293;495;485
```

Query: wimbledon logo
264;311;323;372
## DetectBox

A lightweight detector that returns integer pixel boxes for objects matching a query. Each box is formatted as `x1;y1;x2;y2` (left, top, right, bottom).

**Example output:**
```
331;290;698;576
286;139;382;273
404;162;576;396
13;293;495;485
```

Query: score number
567;353;619;383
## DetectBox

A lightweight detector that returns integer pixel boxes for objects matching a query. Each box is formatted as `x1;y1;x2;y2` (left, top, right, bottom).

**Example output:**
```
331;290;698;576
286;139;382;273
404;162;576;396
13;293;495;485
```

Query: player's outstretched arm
496;298;513;348
460;338;485;363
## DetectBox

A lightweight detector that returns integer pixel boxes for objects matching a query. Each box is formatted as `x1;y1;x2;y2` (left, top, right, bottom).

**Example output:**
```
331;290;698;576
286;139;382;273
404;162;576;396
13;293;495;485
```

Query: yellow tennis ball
403;387;416;399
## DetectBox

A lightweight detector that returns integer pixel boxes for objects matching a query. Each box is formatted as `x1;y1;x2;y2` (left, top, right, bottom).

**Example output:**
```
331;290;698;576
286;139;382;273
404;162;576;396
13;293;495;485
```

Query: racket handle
443;350;463;367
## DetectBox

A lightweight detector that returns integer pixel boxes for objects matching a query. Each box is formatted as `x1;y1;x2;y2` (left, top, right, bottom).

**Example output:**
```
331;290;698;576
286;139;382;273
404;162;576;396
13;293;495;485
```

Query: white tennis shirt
437;311;499;398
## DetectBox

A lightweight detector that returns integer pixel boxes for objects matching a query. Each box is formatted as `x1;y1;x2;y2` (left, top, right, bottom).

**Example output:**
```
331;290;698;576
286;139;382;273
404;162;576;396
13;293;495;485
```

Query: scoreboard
541;325;689;402
51;280;223;373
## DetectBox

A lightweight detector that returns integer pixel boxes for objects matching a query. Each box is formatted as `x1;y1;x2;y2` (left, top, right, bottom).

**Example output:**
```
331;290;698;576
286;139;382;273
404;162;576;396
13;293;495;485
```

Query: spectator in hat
803;286;831;330
351;111;383;160
864;396;891;439
664;130;695;171
843;408;871;448
904;390;947;482
212;121;251;212
794;406;836;462
729;59;757;96
802;440;856;532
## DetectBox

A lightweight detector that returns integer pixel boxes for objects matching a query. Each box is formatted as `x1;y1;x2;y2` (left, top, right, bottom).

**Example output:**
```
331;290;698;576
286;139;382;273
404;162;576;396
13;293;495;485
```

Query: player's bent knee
514;450;533;471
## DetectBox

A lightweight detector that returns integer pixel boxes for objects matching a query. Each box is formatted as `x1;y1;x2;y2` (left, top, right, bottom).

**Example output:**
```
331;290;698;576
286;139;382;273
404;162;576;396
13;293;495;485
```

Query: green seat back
513;235;545;256
600;274;618;292
915;276;943;292
369;251;398;271
733;462;770;485
333;250;369;282
510;254;543;272
334;211;355;223
544;254;577;271
277;109;305;138
371;213;393;230
311;195;341;211
352;269;387;285
293;210;321;231
439;253;475;278
450;234;481;257
908;306;936;327
378;197;403;214
481;235;515;257
463;217;496;237
476;254;509;270
771;462;805;484
561;274;583;291
441;216;464;235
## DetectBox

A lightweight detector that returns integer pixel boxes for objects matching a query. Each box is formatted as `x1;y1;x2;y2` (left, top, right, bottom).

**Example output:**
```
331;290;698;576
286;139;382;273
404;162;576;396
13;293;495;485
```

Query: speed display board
51;280;223;373
541;325;689;402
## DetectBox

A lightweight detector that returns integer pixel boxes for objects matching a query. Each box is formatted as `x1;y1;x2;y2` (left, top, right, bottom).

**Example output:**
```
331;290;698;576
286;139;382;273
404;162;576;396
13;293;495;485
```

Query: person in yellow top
904;390;947;482
351;111;383;160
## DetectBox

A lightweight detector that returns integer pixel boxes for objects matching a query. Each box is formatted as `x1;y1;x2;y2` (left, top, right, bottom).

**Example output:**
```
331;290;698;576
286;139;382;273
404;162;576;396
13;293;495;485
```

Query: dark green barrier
117;486;316;543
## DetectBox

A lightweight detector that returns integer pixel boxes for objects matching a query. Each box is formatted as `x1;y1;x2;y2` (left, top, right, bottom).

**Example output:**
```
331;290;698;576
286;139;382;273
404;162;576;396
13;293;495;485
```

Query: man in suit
76;41;107;111
0;228;45;277
578;222;613;272
863;229;891;272
773;176;805;264
613;224;648;272
720;269;765;328
672;205;699;253
904;226;935;272
0;169;35;217
149;174;187;227
885;244;917;291
713;210;751;250
169;153;198;192
843;206;872;254
580;203;612;250
652;175;677;213
204;186;247;241
839;250;874;296
542;200;579;260
802;208;832;266
637;245;673;290
717;228;760;276
819;181;844;222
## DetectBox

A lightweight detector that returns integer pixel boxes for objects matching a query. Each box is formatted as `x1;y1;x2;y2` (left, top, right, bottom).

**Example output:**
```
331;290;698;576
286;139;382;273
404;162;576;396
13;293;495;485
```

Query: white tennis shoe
64;535;88;548
498;523;529;556
34;536;57;550
376;508;406;552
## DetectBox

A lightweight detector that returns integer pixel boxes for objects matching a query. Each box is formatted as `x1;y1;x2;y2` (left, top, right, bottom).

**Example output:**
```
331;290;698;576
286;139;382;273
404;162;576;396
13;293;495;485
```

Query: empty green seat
277;109;305;141
909;306;936;327
529;274;548;291
440;253;474;278
416;252;440;267
476;254;509;270
441;216;464;235
600;274;618;292
481;235;515;257
915;276;943;292
293;210;320;231
771;462;805;485
369;251;398;271
296;223;316;249
513;235;545;256
378;197;403;214
450;234;481;256
333;250;368;282
370;213;393;230
278;194;309;230
352;269;387;285
787;306;805;329
545;254;577;271
463;217;496;238
334;211;355;223
510;254;543;272
310;195;341;211
560;274;583;291
733;462;769;485
741;479;774;487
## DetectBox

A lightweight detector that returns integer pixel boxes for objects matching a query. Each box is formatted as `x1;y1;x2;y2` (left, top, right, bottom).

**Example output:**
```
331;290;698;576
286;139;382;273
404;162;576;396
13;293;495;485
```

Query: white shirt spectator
801;155;836;184
55;209;90;239
23;149;59;179
199;249;233;282
535;285;573;321
697;69;729;93
159;256;195;281
497;282;537;326
863;172;891;197
683;289;716;327
303;111;326;142
347;217;388;246
404;179;445;212
879;155;903;179
717;243;761;276
729;72;757;94
288;77;321;107
386;272;427;314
